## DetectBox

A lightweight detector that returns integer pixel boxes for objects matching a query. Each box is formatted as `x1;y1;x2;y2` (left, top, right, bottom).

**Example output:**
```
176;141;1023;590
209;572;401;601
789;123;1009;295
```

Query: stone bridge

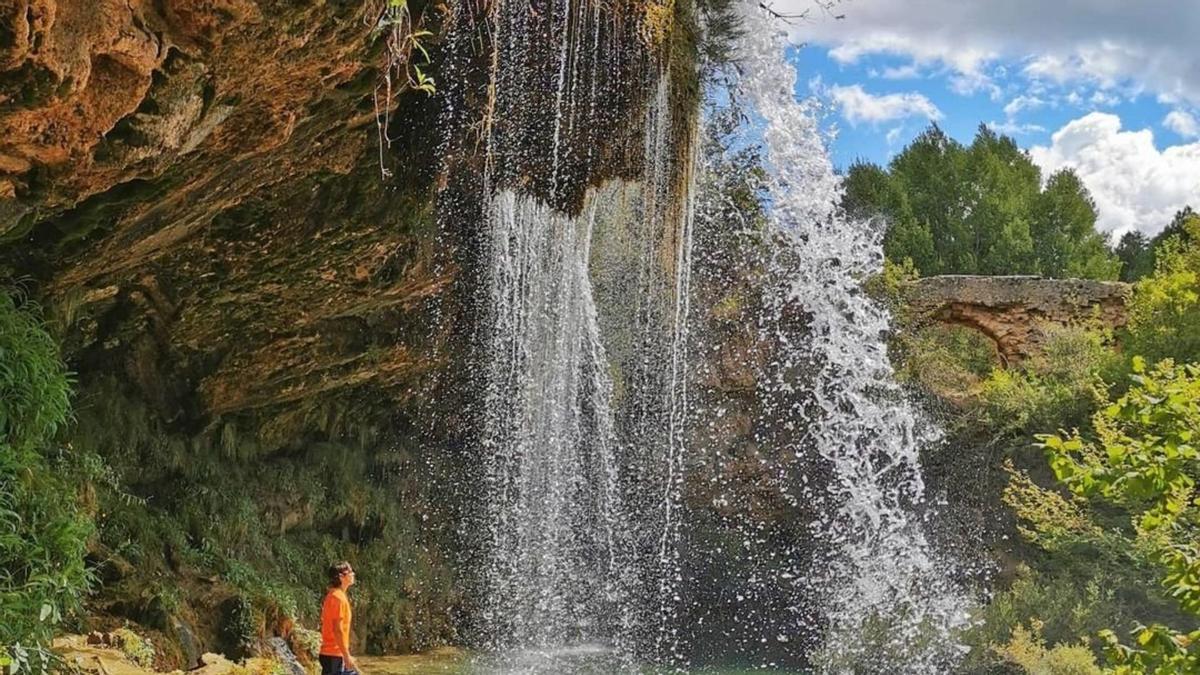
902;275;1132;365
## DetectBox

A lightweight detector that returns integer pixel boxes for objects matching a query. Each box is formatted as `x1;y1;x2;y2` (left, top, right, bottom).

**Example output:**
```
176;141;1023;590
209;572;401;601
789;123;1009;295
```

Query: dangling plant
369;0;437;179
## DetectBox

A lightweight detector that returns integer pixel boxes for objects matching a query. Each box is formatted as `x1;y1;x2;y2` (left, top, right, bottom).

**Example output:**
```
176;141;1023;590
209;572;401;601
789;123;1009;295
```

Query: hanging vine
369;0;438;178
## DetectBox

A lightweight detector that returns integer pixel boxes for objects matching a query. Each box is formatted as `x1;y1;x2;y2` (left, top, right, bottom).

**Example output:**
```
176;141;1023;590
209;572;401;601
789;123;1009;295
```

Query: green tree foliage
1041;358;1200;674
964;127;1039;274
1112;207;1197;283
1158;206;1198;248
1031;170;1121;280
1115;231;1156;282
882;124;972;273
1125;214;1200;364
843;123;1120;279
0;291;91;672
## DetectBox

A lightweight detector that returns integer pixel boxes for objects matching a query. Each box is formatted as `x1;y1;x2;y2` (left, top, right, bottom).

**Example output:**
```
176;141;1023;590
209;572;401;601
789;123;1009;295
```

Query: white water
478;190;638;662
475;22;696;665
732;5;971;671
466;0;970;669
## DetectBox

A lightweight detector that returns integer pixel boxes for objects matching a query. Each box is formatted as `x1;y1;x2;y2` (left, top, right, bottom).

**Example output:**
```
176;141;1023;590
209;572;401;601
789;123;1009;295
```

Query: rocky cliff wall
1;0;703;663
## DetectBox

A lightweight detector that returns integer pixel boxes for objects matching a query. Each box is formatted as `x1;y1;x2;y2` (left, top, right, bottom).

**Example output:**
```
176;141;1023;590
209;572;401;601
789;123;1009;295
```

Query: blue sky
775;0;1200;238
791;46;1187;169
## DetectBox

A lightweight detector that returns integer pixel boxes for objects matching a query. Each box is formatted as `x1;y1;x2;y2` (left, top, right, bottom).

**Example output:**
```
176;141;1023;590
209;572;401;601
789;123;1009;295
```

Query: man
319;562;360;675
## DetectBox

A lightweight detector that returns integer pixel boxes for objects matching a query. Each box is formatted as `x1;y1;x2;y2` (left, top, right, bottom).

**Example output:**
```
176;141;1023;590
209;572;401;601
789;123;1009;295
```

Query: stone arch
902;276;1131;366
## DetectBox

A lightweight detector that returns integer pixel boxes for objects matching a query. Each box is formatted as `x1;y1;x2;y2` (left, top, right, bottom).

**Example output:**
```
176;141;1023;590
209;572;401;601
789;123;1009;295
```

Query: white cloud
988;120;1046;136
886;126;904;145
949;72;1003;100
1003;95;1045;117
1090;90;1120;107
783;0;1200;106
827;84;943;126
881;63;921;80
1030;112;1200;236
1164;110;1200;139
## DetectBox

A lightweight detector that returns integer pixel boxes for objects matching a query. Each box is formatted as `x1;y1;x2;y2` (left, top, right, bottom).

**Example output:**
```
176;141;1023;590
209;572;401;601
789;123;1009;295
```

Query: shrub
977;325;1120;439
290;625;321;661
895;323;999;402
1124;214;1200;364
992;621;1102;675
1040;358;1200;673
0;290;91;672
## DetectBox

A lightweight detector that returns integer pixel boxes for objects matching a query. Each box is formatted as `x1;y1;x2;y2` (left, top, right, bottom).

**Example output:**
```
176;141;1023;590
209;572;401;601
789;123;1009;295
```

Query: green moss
113;627;157;669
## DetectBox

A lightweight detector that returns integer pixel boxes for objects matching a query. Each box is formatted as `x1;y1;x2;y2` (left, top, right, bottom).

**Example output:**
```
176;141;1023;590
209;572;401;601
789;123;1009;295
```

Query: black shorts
318;655;358;675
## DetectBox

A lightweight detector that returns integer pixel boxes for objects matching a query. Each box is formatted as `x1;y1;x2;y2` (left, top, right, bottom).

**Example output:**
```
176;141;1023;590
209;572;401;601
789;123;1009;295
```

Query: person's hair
327;561;353;588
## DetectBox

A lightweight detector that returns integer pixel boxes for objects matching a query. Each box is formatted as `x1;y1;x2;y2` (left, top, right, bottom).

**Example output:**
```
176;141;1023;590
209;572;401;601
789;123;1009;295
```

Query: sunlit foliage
844;124;1119;279
1040;358;1200;673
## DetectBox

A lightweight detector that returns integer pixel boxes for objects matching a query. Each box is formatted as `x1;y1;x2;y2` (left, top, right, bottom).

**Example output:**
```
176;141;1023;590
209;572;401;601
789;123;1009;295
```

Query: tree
1125;214;1200;364
844;161;935;273
1114;231;1155;282
846;123;1118;279
963;125;1039;275
888;124;972;274
1117;207;1199;283
1154;206;1198;248
1031;169;1120;280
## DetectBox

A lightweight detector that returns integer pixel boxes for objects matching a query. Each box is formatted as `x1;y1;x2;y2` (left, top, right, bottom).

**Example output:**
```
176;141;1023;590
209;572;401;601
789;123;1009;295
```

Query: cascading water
729;4;972;671
463;0;968;668
478;190;638;666
469;0;698;664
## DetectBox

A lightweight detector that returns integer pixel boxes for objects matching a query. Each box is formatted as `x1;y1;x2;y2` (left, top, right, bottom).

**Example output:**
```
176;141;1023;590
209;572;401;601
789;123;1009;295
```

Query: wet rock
266;637;306;675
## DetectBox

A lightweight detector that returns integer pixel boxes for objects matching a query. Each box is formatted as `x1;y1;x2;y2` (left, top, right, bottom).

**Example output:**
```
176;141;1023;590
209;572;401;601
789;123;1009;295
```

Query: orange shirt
319;588;352;657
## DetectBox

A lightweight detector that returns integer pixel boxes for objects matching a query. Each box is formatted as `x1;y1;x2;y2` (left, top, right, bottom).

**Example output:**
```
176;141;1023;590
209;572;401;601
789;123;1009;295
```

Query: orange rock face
0;0;375;223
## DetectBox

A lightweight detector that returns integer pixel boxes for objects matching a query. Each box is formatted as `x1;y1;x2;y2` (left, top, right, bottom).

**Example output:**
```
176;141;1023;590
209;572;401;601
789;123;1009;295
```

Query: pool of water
359;646;810;674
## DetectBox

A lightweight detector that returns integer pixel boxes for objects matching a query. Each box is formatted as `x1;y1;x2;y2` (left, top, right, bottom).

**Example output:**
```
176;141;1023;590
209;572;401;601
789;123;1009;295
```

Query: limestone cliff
1;0;703;663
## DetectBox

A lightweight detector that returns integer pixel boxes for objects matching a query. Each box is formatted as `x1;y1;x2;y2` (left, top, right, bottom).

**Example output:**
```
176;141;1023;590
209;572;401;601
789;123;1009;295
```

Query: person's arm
333;619;358;672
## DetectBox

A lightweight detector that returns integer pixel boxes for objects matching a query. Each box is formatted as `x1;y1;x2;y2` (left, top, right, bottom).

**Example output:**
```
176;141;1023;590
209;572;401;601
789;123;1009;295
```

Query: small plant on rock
112;627;156;669
290;626;321;662
370;0;436;179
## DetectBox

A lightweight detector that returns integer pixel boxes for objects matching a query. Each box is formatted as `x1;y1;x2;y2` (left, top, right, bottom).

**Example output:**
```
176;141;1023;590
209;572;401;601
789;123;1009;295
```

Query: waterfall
470;0;697;663
731;4;971;671
463;0;967;668
478;190;638;664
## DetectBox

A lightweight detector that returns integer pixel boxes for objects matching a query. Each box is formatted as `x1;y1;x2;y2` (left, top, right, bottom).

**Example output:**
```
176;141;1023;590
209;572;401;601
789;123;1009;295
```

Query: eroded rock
903;275;1131;364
